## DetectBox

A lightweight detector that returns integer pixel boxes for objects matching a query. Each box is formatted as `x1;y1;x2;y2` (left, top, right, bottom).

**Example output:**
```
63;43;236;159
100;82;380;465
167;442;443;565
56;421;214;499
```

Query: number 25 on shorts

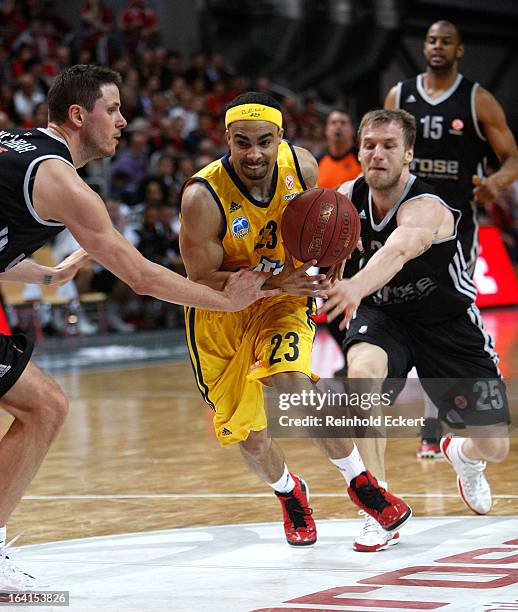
270;332;300;365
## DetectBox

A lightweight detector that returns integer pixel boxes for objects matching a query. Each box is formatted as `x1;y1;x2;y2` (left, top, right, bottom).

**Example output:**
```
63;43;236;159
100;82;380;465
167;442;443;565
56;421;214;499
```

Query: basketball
281;187;361;266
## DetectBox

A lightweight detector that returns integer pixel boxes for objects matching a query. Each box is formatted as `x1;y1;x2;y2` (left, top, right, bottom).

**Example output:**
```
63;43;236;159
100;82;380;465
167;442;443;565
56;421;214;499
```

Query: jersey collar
368;174;416;231
417;73;463;106
222;152;279;209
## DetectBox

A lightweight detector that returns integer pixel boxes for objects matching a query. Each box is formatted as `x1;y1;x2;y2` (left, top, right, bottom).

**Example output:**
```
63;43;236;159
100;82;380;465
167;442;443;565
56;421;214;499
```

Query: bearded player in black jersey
324;109;510;553
0;65;276;590
385;20;518;458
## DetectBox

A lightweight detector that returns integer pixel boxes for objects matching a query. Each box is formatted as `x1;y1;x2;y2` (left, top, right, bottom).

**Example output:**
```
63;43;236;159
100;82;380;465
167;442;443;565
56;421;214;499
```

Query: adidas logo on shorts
221;427;232;436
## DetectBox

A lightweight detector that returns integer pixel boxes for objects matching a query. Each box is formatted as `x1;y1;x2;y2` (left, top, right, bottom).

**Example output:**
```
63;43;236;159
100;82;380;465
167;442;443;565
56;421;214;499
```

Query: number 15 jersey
395;74;489;271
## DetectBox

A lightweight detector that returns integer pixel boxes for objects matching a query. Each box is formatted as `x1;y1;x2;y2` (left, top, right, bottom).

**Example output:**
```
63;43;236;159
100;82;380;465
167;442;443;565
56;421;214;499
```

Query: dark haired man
385;20;518;457
180;92;412;549
324;109;510;552
0;65;274;589
318;109;361;190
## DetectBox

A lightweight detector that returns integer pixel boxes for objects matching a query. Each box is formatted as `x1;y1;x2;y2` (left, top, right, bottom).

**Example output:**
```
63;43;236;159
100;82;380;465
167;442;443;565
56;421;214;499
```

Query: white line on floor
21;492;518;500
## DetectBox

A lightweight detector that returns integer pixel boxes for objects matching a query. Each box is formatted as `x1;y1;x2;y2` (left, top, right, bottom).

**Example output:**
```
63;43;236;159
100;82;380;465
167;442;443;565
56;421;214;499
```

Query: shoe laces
354;480;389;513
0;533;35;582
358;510;384;535
281;492;313;530
460;460;488;493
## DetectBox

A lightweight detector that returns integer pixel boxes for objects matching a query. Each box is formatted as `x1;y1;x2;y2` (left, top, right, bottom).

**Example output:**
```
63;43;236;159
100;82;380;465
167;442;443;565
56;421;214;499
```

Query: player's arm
294;146;319;188
383;86;399;110
323;197;451;329
179;181;233;291
474;87;518;203
33;161;275;311
0;248;89;285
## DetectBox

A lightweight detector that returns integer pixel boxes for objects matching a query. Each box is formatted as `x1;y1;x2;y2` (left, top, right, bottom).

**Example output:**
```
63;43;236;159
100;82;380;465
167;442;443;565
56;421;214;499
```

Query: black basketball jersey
0;128;69;272
396;74;488;271
396;74;487;206
345;175;476;323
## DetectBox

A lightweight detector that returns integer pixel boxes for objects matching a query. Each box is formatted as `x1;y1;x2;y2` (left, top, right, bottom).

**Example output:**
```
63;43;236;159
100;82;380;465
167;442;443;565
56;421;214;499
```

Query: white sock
0;526;5;546
330;445;365;485
378;480;387;490
268;465;295;494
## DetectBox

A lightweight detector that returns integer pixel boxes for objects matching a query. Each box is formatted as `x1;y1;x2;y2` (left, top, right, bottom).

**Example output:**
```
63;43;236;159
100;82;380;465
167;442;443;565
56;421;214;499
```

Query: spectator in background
13;18;56;60
31;100;49;128
118;0;159;57
0;84;17;122
110;128;150;201
185;110;214;155
169;91;198;139
159;50;184;91
0;111;13;131
136;176;168;210
13;74;45;124
205;79;228;118
153;154;179;193
79;0;114;63
184;52;211;90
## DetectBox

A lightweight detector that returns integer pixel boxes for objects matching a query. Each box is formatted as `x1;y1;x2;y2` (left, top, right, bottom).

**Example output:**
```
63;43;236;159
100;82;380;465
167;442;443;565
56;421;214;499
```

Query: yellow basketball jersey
185;140;306;274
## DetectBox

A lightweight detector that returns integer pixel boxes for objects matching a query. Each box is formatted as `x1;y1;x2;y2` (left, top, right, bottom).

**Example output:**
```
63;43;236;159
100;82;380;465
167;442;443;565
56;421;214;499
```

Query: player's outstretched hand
265;244;328;297
223;269;281;311
50;248;91;286
326;238;363;283
321;278;362;331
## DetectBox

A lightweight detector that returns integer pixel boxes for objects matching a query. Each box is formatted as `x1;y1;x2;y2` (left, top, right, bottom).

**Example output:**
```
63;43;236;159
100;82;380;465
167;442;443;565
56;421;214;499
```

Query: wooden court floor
2;309;518;547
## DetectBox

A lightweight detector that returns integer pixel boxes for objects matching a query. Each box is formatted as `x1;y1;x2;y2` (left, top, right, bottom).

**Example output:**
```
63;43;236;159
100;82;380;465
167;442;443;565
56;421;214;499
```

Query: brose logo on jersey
411;157;459;177
372;277;437;305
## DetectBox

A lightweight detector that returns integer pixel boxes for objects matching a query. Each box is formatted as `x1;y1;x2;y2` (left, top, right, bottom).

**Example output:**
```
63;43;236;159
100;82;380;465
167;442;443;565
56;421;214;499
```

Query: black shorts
0;333;34;398
343;304;509;427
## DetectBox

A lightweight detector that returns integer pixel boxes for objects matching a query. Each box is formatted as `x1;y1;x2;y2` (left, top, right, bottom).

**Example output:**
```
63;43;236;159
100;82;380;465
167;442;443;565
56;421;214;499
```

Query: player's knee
346;357;385;380
486;438;509;463
33;385;69;433
239;432;271;461
473;437;509;463
269;372;303;395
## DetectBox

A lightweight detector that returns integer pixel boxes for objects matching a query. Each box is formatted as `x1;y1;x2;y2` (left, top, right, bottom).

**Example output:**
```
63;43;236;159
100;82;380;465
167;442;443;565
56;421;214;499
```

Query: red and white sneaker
416;439;443;459
440;434;492;515
348;470;412;532
353;512;400;552
275;475;317;546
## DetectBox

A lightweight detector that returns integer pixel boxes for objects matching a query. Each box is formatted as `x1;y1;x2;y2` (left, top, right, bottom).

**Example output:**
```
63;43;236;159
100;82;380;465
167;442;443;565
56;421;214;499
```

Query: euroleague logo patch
231;215;250;239
449;118;464;135
285;174;294;190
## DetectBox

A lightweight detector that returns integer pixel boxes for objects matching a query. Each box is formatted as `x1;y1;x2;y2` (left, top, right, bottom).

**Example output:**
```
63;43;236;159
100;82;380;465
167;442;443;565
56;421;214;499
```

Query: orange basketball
281;187;360;266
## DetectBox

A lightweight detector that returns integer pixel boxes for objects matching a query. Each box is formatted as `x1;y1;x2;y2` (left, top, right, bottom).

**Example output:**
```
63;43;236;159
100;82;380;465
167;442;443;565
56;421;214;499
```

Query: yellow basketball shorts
185;295;317;446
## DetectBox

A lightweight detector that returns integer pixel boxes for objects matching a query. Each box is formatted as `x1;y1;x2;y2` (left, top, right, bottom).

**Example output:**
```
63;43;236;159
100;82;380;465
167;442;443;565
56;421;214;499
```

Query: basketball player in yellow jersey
180;92;411;546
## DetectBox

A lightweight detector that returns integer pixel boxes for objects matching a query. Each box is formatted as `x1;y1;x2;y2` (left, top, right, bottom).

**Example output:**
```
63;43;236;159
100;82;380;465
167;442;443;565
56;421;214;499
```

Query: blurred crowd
1;0;518;337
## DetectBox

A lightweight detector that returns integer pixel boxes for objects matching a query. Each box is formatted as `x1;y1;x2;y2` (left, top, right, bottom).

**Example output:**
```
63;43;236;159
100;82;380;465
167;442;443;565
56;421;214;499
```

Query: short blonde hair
358;109;416;150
